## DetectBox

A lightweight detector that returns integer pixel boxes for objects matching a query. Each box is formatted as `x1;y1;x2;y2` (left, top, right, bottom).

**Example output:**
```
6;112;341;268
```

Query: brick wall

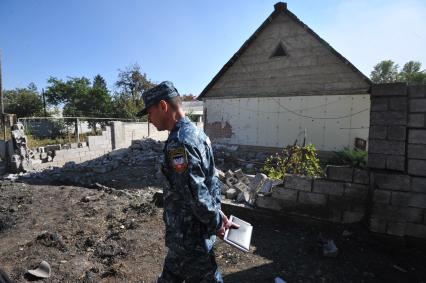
256;166;370;223
50;126;113;167
369;84;426;239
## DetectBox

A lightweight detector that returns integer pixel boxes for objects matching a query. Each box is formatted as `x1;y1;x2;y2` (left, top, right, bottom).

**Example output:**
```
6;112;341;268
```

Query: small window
270;42;287;58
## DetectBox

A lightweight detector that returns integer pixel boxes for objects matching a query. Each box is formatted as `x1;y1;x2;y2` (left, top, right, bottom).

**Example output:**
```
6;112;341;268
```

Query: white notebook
223;215;253;252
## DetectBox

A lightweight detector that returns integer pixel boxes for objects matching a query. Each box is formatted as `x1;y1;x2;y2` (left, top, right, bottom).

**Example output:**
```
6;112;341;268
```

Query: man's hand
217;210;240;239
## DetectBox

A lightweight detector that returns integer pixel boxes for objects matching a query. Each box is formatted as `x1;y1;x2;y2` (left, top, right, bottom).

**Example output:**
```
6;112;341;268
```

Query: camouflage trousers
158;249;223;283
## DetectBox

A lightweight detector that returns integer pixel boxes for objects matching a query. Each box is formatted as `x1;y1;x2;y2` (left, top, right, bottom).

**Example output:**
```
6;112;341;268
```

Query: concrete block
370;97;388;112
370;111;407;126
408;114;425;128
387;222;406;237
372;203;424;223
368;153;386;169
374;173;410;191
411;177;426;193
70;143;78;149
327;210;342;223
373;190;391;204
405;223;426;238
369;217;387;233
369;140;405;155
371;83;407;97
342;211;364;223
386;155;405;171
283;174;312;192
408;85;426;98
408;144;426;159
344;183;368;200
353;169;369;184
408;159;426;177
391;191;412;206
255;195;283;211
408;193;426;209
272;187;298;201
313;179;345;196
409;129;426;144
369;126;387;140
389;97;408;111
326;165;353;182
298;192;327;206
387;126;406;141
410;99;426;112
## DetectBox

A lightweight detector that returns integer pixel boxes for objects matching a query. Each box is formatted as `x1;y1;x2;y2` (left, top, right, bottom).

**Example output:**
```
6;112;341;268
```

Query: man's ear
159;100;168;112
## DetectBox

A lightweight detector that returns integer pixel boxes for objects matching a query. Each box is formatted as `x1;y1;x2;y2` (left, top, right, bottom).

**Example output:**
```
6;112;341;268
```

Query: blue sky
1;0;425;95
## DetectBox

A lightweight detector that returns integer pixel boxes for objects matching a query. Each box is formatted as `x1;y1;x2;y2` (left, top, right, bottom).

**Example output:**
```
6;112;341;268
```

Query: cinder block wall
368;83;426;238
51;126;113;166
256;167;370;223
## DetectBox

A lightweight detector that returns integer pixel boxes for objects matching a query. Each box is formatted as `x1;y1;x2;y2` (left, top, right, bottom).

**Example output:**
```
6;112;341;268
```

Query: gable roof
198;2;371;100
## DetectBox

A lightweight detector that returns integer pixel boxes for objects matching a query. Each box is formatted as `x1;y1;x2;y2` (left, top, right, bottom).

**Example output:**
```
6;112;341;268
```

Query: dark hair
166;96;182;111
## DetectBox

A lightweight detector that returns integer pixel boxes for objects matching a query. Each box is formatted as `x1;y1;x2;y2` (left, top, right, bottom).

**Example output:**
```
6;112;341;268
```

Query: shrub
331;148;367;168
261;144;324;180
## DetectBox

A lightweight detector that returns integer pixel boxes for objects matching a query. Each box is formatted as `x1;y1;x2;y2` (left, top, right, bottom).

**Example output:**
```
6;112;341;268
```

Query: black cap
138;81;180;116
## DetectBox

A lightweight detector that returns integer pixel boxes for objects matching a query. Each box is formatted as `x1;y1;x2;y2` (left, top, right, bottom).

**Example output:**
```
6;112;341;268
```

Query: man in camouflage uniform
138;81;239;283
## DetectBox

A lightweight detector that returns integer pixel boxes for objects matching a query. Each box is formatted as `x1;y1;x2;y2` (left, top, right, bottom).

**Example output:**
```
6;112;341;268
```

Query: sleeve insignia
168;147;188;173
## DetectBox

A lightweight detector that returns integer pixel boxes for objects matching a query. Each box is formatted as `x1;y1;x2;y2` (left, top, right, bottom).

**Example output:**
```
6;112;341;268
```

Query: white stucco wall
204;94;370;151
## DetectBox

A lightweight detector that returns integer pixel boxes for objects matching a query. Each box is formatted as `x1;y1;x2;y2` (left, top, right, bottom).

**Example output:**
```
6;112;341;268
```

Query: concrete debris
222;169;279;205
226;188;239;199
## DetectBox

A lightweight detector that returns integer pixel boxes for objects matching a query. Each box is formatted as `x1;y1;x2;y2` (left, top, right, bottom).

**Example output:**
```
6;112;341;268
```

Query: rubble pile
218;168;282;205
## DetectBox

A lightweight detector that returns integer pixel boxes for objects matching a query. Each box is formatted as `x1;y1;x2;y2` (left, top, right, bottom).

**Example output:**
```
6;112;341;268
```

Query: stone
405;223;426;238
374;173;410;191
369;140;405;155
408;85;426;98
387;126;406;141
255;195;283;211
408;193;426;209
373;190;391;204
386;155;405;171
284;174;312;192
313;179;344;196
272;187;298;201
226;188;239;199
369;126;387;140
411;177;426;193
370;111;406;126
408;159;426;177
410;99;426;112
260;179;274;194
371;83;407;97
390;191;411;206
408;129;426;144
408;144;426;159
408;114;425;128
389;97;407;111
326;165;353;182
342;211;364;223
249;173;267;192
353;169;369;184
298;192;327;206
369;217;386;233
370;97;388;112
368;153;386;169
387;222;406;237
343;183;368;201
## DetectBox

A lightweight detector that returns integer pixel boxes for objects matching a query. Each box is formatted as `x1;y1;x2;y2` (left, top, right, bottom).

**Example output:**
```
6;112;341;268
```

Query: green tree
113;63;156;119
370;60;400;83
399;61;426;84
4;83;44;117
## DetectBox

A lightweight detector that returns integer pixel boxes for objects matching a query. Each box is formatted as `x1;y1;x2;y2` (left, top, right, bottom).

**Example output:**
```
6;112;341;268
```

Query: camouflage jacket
162;117;222;254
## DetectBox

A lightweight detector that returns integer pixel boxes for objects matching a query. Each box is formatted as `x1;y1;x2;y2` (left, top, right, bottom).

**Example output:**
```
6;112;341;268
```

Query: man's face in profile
147;101;167;131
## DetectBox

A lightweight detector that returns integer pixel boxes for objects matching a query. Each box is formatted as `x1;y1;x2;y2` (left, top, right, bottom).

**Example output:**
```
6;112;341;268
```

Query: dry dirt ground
1;177;426;283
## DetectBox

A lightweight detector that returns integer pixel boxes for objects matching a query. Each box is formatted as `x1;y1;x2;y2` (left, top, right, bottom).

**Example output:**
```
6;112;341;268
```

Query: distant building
199;2;371;153
182;101;203;122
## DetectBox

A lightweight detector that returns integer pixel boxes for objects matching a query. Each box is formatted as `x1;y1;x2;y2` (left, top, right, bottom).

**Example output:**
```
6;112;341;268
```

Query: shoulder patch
168;147;188;173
